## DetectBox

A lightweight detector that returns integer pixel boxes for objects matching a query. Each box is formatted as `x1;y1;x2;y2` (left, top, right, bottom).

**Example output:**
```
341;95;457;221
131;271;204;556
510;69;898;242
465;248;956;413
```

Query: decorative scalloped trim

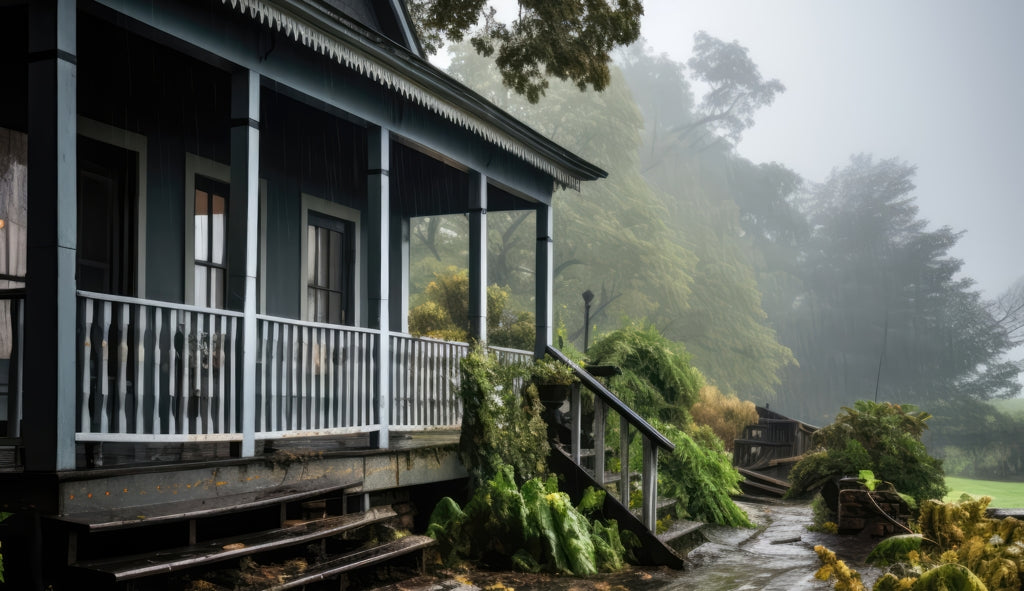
224;0;579;190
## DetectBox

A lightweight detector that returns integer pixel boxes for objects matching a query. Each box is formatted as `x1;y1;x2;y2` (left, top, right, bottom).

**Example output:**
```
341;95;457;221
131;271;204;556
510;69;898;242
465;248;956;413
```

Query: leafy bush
651;422;753;527
408;266;535;350
457;346;549;488
816;495;1023;590
787;401;947;505
587;322;704;425
426;465;629;574
690;385;758;451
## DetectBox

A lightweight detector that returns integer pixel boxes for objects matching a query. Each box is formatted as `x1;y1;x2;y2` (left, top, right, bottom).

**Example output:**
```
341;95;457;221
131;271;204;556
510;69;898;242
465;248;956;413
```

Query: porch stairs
542;347;700;569
51;475;433;589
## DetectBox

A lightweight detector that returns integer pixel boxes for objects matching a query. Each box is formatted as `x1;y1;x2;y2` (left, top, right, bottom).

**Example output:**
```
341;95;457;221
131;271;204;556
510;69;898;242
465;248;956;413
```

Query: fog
641;0;1024;299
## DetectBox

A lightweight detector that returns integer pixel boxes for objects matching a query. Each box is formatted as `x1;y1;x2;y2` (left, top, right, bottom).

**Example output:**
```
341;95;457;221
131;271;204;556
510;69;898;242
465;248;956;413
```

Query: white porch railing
77;291;243;442
75;292;535;446
255;315;379;438
390;335;469;430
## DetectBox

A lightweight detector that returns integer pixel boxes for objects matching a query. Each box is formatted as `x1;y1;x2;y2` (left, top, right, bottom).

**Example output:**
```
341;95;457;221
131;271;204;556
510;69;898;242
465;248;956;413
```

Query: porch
0;288;531;471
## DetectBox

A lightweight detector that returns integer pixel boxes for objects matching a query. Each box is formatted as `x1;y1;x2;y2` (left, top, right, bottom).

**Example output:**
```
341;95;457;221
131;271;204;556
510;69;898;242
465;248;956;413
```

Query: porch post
24;0;78;472
534;203;553;359
368;126;390;448
229;70;260;457
468;172;487;343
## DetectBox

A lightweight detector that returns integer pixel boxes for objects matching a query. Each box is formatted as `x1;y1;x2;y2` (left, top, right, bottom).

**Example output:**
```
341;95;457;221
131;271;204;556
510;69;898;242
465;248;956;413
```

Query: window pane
329;230;342;290
317;290;328;324
211;194;226;264
211;267;224;309
307;226;316;285
318;228;329;287
307;288;316;322
195;266;207;308
194;191;208;260
330;291;341;324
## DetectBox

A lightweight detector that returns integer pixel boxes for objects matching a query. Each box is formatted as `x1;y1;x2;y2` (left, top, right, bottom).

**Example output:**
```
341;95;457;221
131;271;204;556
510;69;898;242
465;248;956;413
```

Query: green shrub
587;322;704;425
408;266;535;350
457;346;549;488
691;385;758;451
426;465;628;574
787;401;947;506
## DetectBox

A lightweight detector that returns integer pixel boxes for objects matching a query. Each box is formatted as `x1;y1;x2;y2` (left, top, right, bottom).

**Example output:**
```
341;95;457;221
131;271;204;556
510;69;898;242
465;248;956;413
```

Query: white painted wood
80;301;93;433
99;301;111;434
134;305;146;433
168;308;178;434
151;311;162;435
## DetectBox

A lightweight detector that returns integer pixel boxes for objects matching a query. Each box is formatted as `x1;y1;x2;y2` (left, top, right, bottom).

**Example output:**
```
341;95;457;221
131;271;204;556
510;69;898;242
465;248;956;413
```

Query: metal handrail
545;345;674;451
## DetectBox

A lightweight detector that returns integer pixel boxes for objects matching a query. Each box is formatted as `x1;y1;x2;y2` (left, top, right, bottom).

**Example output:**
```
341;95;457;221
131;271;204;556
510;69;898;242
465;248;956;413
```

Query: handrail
545;345;674;451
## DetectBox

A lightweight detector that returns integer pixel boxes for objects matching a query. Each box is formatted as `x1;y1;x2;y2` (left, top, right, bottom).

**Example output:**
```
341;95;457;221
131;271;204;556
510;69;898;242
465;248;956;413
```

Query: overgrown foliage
456;346;549;488
587;323;704;425
788;401;947;506
652;422;752;527
408;266;535;350
427;466;629;574
587;324;750;527
816;495;1024;591
690;385;758;451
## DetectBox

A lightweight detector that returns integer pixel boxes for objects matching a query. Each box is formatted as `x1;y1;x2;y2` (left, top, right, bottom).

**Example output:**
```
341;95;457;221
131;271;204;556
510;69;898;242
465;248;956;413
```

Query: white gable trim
222;0;581;190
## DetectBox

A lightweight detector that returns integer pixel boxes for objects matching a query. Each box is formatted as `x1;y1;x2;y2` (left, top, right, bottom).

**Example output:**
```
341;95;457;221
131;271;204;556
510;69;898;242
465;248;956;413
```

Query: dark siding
260;89;368;319
78;13;232;304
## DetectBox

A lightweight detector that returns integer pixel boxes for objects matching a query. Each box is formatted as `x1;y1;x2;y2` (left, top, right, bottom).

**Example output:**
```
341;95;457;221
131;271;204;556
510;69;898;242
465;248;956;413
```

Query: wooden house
0;1;686;587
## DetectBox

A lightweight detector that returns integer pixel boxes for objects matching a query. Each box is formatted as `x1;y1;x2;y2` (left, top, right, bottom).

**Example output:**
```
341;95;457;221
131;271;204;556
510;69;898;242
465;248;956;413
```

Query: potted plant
530;356;579;409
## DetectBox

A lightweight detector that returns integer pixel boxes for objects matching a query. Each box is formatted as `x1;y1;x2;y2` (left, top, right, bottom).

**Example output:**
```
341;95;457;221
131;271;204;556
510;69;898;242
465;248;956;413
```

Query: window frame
78;117;147;296
299;194;361;325
184;154;230;307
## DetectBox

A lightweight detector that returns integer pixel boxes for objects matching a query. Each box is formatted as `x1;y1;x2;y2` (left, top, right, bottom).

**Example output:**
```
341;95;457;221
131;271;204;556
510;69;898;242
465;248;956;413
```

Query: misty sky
641;0;1024;299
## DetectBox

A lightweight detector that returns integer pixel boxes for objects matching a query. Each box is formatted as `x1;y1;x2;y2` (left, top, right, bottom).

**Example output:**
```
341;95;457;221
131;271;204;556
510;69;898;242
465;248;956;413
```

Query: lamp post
582;289;594;353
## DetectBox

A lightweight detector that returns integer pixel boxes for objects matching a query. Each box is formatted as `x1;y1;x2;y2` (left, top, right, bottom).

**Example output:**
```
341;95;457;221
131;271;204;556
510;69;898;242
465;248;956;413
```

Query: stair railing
545;345;675;531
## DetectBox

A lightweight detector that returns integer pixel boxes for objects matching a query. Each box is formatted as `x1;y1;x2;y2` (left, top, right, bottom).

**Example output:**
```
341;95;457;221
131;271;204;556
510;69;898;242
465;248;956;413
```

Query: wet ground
374;499;887;591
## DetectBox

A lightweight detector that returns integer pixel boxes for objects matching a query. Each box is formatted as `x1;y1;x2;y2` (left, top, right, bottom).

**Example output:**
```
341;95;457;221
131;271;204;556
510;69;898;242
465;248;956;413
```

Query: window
76;118;147;296
300;194;360;325
193;176;229;309
307;212;353;324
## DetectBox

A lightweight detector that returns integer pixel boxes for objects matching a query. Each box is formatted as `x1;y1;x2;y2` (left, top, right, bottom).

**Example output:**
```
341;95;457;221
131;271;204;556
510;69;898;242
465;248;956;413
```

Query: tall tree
620;42;797;399
407;0;643;102
776;155;1020;423
440;42;697;348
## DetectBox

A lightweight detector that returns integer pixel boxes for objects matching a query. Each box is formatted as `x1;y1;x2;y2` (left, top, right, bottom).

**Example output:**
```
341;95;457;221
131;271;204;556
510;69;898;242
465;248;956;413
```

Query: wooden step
69;505;396;584
736;467;790;489
52;475;362;533
264;534;436;590
657;519;704;554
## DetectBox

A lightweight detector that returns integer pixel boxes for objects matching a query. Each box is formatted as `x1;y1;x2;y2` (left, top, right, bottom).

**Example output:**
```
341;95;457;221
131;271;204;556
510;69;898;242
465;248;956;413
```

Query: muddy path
373;500;886;591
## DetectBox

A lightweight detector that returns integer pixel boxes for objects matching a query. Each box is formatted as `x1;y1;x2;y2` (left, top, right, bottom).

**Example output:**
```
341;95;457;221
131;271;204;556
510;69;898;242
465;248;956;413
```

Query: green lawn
944;476;1024;507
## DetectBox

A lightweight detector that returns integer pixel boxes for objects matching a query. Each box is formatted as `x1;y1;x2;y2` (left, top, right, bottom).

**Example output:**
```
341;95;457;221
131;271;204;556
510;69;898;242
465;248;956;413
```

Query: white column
368;126;391;448
229;70;260;456
468;172;487;343
24;0;78;471
534;203;553;358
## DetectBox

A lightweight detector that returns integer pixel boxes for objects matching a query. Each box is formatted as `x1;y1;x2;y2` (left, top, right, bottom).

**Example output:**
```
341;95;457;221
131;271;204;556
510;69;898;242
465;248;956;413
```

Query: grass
944;476;1024;507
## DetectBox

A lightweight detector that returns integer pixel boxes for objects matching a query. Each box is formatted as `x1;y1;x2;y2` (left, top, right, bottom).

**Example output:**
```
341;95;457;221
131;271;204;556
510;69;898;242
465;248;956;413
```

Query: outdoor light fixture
582;289;594;352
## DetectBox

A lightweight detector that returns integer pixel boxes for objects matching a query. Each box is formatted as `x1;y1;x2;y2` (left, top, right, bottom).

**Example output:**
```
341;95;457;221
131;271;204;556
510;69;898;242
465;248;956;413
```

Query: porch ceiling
219;0;607;190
